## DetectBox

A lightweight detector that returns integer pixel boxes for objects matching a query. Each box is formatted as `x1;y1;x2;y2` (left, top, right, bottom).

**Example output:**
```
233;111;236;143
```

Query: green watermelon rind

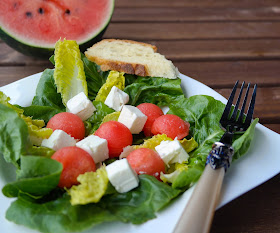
0;0;115;58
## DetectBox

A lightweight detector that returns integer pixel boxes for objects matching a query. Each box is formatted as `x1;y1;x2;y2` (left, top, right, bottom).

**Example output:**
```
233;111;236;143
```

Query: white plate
1;72;280;233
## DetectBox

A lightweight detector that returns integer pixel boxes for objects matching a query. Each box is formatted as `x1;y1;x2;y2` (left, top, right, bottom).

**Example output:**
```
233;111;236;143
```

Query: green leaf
22;105;62;123
85;101;115;134
32;69;65;110
124;76;184;106
100;175;181;224
95;71;125;102
2;156;62;198
0;104;30;167
54;40;88;105
232;118;259;160
6;194;118;233
27;146;55;158
68;167;109;205
168;95;258;189
81;54;108;101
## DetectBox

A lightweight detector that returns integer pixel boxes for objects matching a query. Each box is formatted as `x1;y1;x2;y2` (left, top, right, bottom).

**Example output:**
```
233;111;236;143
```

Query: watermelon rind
0;0;114;58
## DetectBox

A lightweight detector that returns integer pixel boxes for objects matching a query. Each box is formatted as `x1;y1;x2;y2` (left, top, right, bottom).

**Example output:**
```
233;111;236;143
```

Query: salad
0;40;258;233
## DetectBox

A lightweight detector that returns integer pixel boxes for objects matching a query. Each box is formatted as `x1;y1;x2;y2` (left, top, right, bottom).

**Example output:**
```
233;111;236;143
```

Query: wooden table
1;0;280;232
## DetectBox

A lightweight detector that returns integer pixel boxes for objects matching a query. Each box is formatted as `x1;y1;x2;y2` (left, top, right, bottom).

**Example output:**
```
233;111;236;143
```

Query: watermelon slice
0;0;114;58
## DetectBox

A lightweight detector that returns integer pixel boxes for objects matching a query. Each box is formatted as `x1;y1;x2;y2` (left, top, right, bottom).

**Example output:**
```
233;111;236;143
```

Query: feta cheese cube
66;92;96;121
104;86;129;111
76;135;109;163
105;158;139;193
155;140;189;165
41;130;76;151
118;105;147;134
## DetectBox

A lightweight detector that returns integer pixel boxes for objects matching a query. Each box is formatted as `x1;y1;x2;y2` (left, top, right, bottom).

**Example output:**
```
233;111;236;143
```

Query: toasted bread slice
85;39;179;79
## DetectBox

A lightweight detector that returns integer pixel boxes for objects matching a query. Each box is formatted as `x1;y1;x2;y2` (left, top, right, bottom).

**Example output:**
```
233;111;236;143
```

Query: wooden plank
215;87;280;124
176;60;280;88
1;67;279;124
211;173;280;233
2;39;280;65
151;39;280;61
112;7;280;22
0;66;52;87
0;43;50;66
104;22;280;40
263;124;280;134
1;61;280;88
117;0;280;8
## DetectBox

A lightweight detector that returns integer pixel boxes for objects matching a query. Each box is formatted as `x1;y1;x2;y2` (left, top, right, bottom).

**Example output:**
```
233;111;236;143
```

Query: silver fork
173;81;257;233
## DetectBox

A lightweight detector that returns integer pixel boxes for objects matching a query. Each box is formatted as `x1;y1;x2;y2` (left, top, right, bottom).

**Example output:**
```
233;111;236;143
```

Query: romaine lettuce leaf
0;91;53;146
133;134;197;153
95;71;125;102
68;167;109;205
54;40;88;105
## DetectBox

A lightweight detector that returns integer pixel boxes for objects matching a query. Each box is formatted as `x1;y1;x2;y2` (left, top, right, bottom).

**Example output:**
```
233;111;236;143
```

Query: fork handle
173;164;225;233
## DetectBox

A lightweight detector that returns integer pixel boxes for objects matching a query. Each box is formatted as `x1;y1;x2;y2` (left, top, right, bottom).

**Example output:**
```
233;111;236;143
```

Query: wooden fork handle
173;164;225;233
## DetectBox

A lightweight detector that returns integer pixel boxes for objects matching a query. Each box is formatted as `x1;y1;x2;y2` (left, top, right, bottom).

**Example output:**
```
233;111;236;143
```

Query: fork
173;81;257;233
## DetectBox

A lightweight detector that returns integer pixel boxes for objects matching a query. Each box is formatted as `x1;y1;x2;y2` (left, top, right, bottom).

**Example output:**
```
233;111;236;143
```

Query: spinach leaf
22;69;65;122
0;104;30;167
32;69;65;110
2;156;62;198
22;106;62;123
124;76;184;107
85;101;115;134
81;54;109;101
232;118;258;160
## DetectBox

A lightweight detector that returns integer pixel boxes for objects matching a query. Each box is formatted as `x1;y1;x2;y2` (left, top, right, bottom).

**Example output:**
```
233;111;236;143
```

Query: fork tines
220;80;257;132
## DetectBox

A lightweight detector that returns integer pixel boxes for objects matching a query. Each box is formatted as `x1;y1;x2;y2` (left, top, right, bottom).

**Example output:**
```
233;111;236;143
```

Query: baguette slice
85;39;179;79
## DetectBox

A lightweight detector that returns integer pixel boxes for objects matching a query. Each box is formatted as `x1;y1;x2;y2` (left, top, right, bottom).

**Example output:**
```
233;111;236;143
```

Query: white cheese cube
66;92;96;121
105;158;139;193
41;130;76;151
76;135;109;163
155;140;189;165
104;86;129;111
118;105;147;134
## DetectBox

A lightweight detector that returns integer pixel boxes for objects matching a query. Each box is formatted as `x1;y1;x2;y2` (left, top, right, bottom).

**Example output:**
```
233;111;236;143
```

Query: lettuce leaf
5;175;180;233
81;53;108;101
133;134;197;153
2;156;62;198
0;104;30;167
0;90;53;146
68;167;109;205
6;194;118;233
85;101;115;134
95;71;125;102
99;175;181;224
168;95;259;189
124;76;184;106
23;69;65;123
54;40;88;105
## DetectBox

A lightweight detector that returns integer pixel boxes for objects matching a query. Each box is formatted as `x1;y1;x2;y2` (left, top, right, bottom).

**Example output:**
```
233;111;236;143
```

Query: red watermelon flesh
0;0;113;48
